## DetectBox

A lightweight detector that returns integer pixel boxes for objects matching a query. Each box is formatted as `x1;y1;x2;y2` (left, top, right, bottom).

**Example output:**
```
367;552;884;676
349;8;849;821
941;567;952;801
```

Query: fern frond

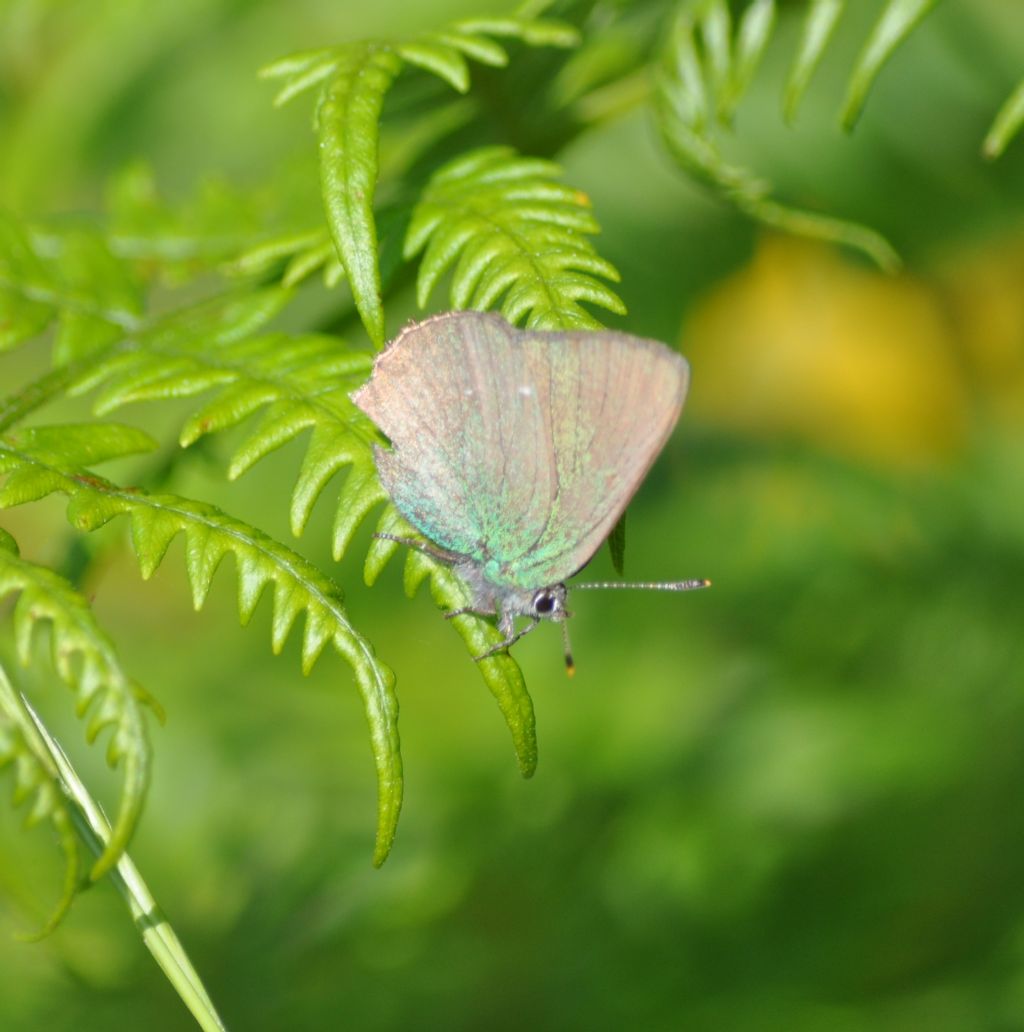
363;508;537;778
0;213;51;352
984;76;1024;160
315;44;404;349
0;527;152;879
231;200;411;295
68;315;381;558
0;660;81;935
57;290;536;771
0;211;143;360
260;18;579;108
0;436;402;864
61;309;536;774
784;0;845;123
411;556;536;778
1;171;292;369
654;3;901;272
104;162;266;282
231;228;343;289
0;289;292;451
404;146;625;329
718;0;776;123
260;15;579;346
839;0;938;131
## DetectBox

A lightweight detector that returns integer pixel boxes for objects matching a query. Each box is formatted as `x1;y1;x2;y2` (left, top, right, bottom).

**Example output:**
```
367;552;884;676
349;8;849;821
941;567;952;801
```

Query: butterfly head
530;584;569;623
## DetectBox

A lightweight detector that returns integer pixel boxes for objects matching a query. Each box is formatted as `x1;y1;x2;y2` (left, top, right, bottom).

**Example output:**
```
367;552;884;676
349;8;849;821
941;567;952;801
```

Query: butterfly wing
507;323;688;588
351;312;689;587
351;312;559;563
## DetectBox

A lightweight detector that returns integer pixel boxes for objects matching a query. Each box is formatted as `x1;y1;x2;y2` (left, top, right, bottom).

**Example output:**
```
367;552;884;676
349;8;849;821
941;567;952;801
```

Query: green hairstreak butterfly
351;311;709;668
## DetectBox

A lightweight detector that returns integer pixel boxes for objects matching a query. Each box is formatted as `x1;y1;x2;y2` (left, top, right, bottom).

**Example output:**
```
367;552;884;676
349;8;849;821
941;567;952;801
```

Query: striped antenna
571;578;711;592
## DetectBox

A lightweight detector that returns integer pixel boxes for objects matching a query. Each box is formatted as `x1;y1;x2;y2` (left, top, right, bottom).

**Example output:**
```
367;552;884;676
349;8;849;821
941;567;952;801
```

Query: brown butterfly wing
351;312;688;587
351;312;558;563
506;325;687;588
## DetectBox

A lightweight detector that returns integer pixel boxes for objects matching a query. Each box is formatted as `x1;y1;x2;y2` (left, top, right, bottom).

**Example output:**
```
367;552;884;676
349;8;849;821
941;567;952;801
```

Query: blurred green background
3;0;1024;1029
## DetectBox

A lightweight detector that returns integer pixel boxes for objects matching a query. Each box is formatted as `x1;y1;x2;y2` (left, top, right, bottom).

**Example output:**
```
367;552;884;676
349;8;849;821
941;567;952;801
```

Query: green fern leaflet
261;15;579;345
405;146;625;330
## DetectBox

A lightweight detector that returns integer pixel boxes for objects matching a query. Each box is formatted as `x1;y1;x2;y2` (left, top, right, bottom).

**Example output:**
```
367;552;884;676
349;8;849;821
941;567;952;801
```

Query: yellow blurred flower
683;236;968;467
939;231;1024;429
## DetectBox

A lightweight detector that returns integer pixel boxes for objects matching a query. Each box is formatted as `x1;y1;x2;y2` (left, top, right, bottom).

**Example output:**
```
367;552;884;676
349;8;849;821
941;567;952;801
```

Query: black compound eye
534;592;556;615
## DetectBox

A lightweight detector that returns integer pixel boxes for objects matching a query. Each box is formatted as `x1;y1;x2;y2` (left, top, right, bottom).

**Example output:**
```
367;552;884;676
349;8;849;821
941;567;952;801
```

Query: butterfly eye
533;591;557;616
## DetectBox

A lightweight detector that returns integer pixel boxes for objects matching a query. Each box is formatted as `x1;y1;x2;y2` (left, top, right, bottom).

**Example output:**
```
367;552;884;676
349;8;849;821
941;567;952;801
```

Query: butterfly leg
372;532;459;564
443;605;489;620
474;616;541;661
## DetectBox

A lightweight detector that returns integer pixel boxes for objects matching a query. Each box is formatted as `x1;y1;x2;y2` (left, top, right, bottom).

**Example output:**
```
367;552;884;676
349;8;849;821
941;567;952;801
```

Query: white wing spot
518;385;534;398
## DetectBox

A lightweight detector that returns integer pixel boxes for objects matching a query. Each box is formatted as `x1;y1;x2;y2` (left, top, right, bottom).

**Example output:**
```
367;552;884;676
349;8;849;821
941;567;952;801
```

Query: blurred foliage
2;0;1024;1030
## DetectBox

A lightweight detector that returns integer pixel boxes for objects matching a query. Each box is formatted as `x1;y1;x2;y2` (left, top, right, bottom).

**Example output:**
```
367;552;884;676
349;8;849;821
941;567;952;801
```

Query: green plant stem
983;76;1024;160
0;361;86;434
2;670;229;1032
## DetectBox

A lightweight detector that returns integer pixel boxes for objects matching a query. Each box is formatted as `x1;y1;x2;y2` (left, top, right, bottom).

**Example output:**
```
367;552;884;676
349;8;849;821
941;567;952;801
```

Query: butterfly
351;311;708;668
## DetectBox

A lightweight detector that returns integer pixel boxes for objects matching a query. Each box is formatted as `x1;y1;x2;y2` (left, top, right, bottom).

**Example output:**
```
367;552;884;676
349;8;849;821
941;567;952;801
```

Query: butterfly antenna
561;621;576;678
571;578;712;592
